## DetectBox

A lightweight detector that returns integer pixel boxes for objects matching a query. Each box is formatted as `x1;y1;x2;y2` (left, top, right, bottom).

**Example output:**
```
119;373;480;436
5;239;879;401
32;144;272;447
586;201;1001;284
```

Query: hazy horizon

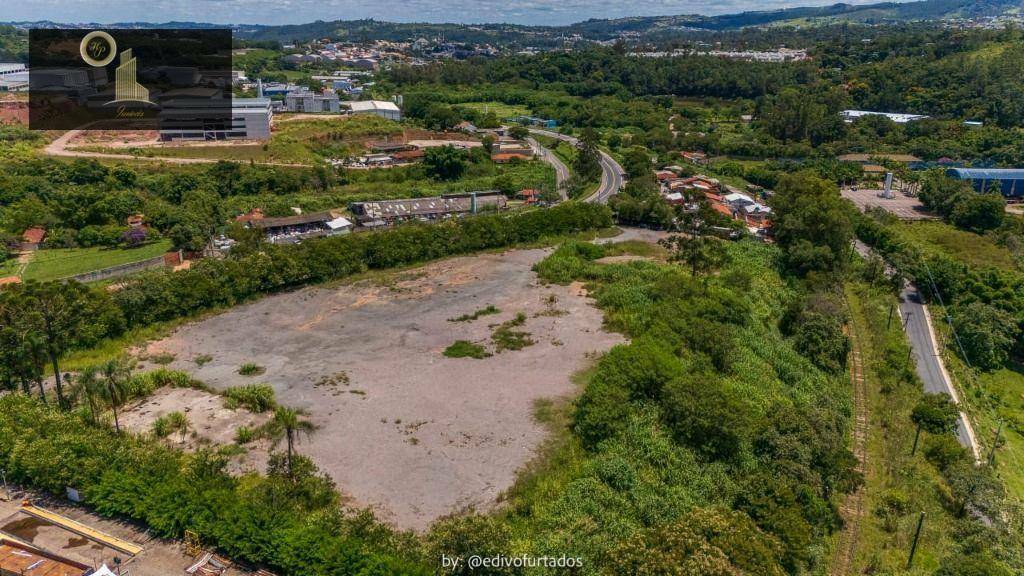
8;0;910;27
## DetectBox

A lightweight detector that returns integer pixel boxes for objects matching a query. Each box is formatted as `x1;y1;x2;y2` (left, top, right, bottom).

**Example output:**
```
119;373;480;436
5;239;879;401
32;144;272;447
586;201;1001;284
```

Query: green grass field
0;258;20;278
896;220;1019;270
457;101;532;118
22;239;174;283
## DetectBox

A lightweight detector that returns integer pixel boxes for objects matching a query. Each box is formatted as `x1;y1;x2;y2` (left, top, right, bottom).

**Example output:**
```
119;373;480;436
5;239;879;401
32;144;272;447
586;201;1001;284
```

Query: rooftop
349;100;400;113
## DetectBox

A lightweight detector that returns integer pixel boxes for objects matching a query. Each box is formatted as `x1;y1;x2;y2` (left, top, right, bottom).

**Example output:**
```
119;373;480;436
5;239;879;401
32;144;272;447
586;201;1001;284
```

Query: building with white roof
348;100;402;121
841;110;930;124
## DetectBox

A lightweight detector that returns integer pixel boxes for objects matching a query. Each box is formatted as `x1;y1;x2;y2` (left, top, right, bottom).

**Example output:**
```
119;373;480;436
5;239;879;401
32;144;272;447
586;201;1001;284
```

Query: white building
840;110;930;124
159;97;272;141
348;100;402;121
284;88;340;113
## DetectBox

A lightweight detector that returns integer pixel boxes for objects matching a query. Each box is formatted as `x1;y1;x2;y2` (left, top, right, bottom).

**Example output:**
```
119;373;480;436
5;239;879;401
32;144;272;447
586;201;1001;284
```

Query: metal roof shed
946;168;1024;197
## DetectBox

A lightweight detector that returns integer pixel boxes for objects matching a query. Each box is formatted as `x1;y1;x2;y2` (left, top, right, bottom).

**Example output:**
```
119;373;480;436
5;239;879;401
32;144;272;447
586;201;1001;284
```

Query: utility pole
902;310;913;329
907;511;926;569
887;303;895;330
988;420;1004;464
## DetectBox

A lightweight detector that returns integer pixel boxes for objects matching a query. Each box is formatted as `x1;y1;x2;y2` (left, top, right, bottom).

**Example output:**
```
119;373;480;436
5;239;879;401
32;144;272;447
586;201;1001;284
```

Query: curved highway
529;128;624;204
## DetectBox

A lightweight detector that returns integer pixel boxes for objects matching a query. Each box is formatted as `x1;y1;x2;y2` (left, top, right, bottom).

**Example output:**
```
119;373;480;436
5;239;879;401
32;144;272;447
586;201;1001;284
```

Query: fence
65;251;179;283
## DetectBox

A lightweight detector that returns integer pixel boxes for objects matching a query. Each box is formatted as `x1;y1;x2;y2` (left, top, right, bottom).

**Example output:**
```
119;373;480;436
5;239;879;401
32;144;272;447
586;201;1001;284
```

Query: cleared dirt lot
146;248;623;530
119;387;273;475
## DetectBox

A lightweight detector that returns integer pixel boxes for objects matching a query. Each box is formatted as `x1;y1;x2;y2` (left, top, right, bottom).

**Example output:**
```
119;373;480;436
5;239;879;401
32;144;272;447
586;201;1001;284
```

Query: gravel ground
146;248;623;530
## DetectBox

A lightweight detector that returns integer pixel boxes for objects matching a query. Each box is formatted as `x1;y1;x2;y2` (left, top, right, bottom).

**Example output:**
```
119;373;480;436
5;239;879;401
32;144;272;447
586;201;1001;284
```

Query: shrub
234;425;256;444
237;363;265;377
223;384;277;412
443;340;491;359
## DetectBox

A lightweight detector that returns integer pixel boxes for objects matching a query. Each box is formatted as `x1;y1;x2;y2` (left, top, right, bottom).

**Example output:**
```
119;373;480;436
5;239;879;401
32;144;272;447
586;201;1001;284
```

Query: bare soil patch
119;387;273;474
145;248;623;530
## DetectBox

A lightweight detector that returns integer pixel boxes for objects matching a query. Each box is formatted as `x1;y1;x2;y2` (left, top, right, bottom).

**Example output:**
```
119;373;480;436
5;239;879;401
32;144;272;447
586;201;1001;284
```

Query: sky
8;0;904;27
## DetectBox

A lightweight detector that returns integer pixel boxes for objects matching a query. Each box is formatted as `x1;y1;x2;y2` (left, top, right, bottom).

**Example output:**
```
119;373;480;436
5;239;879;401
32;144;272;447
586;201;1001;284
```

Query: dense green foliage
500;238;858;574
856;212;1024;370
0;394;428;575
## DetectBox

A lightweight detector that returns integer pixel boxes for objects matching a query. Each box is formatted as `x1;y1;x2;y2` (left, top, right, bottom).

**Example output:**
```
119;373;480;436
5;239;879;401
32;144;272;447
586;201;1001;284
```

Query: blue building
946;168;1024;198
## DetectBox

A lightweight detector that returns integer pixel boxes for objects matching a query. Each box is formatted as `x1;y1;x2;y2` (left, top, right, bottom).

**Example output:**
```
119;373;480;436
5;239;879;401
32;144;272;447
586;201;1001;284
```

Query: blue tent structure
946;168;1024;198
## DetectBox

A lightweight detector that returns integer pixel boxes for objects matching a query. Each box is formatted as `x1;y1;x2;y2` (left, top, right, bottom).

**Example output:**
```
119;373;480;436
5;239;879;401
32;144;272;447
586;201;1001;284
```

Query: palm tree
270;407;316;478
101;358;131;433
75;366;103;424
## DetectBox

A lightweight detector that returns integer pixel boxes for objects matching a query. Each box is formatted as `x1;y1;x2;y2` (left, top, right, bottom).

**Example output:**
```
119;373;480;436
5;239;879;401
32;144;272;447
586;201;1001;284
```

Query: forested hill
227;0;1022;43
1;0;1021;51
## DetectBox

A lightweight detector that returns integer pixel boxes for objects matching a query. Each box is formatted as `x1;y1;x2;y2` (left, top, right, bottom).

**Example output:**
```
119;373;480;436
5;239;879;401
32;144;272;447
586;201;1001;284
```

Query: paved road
527;137;569;201
855;241;981;460
900;285;982;460
529;128;624;204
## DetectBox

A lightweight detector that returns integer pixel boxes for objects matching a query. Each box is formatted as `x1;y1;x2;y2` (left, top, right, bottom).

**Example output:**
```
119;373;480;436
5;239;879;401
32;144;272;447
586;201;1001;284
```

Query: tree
572;127;602;183
101;358;131;433
662;371;753;461
270;407;316;479
423;145;467;181
75;366;104;424
911;392;959;454
621;147;652;180
951;194;1005;233
770;173;853;276
659;189;731;282
508;125;529;140
481;134;496;154
951;302;1019;371
610;508;786;576
18;281;95;410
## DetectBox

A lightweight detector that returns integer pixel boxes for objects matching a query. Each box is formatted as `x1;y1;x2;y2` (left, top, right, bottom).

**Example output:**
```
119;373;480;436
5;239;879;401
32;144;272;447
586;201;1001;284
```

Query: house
455;121;478;133
21;227;46;251
680;151;708;166
235;208;265;223
655;170;676;181
518;189;541;204
126;213;145;228
391;149;425;163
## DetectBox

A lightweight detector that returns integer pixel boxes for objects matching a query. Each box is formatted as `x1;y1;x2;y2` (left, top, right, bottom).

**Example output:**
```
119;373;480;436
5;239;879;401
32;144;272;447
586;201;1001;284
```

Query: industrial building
348;100;402;121
249;211;353;244
159;97;272;141
349;191;506;226
946;168;1024;198
284;88;341;113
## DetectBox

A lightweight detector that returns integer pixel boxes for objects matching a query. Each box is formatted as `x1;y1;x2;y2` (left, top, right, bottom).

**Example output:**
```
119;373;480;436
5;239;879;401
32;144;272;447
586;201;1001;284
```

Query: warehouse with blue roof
946;168;1024;198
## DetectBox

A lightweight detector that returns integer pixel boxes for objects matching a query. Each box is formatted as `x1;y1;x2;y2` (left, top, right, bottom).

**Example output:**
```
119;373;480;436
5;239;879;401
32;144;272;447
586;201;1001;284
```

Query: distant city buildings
840;110;930;124
632;48;809;62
